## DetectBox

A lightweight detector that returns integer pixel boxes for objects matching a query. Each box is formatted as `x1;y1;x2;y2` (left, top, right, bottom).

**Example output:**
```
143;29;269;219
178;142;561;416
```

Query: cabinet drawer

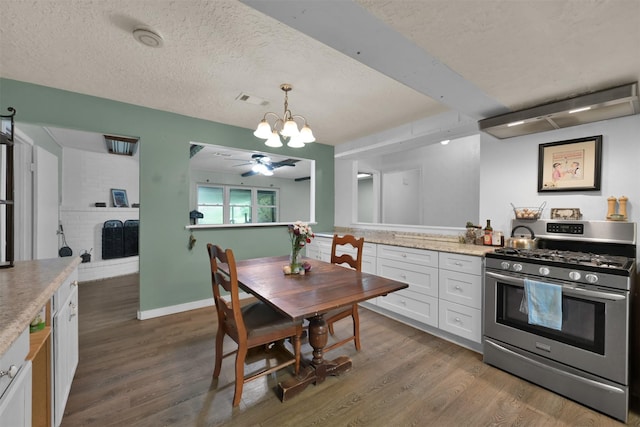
439;253;482;275
0;328;29;399
52;269;79;314
377;244;438;267
378;292;438;327
439;269;482;309
438;300;481;343
377;258;438;298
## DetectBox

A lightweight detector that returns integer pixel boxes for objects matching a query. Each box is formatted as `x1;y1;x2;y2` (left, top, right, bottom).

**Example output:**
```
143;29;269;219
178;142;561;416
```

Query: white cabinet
376;245;439;327
0;328;32;427
305;236;331;262
438;253;482;343
52;270;79;427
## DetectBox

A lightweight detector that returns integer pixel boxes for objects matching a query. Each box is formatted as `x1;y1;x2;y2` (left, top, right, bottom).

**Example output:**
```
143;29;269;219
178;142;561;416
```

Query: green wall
0;78;335;312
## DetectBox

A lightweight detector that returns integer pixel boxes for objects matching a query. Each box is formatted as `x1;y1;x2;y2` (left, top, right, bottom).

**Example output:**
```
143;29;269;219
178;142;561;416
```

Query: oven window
497;283;605;354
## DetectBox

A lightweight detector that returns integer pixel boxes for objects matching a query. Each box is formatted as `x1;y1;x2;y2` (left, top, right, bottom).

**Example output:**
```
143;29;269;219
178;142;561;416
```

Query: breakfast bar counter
0;257;81;356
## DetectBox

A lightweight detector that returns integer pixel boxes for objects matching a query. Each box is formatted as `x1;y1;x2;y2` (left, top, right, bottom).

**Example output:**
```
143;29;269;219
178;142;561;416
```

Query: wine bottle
483;219;493;246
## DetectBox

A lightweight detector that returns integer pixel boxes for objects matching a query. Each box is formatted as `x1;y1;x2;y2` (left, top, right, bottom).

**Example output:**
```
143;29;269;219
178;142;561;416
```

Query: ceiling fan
229;153;298;177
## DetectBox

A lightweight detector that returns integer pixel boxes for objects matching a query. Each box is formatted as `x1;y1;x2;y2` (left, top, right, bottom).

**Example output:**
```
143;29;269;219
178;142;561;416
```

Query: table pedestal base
277;314;352;401
277;356;352;401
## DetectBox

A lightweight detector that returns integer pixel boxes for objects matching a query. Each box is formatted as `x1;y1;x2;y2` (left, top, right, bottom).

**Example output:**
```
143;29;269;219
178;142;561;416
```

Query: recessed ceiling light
133;27;164;48
440;139;450;145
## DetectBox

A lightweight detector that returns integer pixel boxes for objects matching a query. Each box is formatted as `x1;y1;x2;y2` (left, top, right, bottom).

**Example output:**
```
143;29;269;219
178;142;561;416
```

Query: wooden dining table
235;255;408;401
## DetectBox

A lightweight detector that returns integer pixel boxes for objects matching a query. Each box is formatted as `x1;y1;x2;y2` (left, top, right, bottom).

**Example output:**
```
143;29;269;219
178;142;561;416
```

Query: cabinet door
377;258;439;298
53;286;79;427
438;269;482;309
0;361;32;427
439;253;482;275
438;300;482;343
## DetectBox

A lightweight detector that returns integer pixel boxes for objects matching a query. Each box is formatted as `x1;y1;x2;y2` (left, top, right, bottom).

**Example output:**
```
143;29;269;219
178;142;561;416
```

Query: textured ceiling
1;0;639;151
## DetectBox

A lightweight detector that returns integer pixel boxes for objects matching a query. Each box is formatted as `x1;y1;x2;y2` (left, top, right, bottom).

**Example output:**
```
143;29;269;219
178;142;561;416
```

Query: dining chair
323;234;364;353
206;243;302;407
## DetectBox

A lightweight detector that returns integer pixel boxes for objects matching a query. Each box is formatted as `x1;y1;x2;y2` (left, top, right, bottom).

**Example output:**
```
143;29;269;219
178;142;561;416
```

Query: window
196;184;278;225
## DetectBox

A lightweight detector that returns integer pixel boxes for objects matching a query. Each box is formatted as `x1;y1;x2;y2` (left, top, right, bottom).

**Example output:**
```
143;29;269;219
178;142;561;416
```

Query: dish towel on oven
524;279;563;330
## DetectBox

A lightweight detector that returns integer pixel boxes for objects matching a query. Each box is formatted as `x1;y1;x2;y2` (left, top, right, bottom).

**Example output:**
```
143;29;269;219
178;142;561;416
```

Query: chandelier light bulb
253;119;272;139
280;119;300;137
287;134;305;148
264;130;283;147
299;125;315;143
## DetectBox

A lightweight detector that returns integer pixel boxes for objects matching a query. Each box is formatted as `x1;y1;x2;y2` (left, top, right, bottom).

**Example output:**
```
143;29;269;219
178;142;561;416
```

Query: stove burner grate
491;248;633;271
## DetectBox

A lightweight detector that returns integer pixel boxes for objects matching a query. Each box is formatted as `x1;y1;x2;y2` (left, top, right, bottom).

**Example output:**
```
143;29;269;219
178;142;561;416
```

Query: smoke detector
133;27;164;48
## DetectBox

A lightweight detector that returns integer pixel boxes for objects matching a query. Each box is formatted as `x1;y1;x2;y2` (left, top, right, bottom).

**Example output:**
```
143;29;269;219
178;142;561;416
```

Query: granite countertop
318;228;497;257
0;257;81;356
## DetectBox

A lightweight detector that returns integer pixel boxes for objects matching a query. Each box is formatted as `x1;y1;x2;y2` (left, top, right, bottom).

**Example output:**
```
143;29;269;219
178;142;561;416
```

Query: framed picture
538;135;602;192
550;208;582;220
111;188;129;207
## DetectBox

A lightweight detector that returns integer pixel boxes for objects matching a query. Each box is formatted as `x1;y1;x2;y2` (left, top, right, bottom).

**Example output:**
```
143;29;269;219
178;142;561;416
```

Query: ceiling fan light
299;125;315;143
253;119;272;139
262;168;274;176
280;119;299;137
264;130;283;147
287;135;305;148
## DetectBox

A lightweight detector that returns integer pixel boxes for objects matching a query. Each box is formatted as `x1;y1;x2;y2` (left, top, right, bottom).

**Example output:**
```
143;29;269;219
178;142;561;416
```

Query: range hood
479;82;639;139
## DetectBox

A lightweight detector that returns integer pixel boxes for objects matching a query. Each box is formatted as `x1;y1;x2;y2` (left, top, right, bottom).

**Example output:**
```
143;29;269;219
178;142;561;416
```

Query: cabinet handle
400;300;406;305
69;302;78;321
0;365;18;379
400;273;407;279
454;261;463;266
401;253;407;258
455;285;462;291
454;317;461;323
71;280;79;287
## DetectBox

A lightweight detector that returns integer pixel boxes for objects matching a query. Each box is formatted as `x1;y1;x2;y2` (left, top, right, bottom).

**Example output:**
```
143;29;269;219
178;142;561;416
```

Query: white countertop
318;228;496;257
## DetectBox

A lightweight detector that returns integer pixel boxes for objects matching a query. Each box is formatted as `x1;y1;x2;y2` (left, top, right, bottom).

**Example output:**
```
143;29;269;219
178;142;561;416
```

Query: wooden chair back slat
330;234;364;271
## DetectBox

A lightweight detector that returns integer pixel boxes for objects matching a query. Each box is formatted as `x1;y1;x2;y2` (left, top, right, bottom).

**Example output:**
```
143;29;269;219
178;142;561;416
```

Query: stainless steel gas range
483;219;637;422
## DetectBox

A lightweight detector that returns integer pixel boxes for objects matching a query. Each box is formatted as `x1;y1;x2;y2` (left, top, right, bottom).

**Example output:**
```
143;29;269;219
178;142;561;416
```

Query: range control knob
585;274;598;284
538;267;550;276
512;263;523;272
569;271;581;281
500;261;510;270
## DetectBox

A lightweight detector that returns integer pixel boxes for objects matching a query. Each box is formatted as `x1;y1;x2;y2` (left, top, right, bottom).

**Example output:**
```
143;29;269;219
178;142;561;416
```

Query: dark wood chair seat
242;301;301;338
207;243;302;407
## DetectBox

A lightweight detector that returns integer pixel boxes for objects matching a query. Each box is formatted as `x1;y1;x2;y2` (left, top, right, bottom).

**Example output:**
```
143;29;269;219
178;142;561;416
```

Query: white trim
136;292;253;320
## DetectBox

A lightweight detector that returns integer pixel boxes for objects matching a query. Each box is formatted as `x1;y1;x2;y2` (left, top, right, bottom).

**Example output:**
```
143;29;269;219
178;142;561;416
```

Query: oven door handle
484;340;626;395
485;271;626;301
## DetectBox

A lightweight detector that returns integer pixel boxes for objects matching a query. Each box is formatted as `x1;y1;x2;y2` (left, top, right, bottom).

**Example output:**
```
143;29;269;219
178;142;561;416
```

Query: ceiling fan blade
271;159;299;168
241;170;259;177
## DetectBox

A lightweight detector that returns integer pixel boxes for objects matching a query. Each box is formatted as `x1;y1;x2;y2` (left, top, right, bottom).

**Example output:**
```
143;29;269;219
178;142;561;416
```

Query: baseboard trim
137;292;253;320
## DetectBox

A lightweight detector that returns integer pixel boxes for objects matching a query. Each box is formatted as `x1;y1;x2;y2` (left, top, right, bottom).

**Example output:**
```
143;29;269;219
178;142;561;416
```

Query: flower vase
290;248;302;273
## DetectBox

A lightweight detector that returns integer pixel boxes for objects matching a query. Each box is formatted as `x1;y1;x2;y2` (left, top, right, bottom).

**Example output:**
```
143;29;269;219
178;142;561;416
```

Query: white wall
479;114;640;260
335;134;480;230
61;147;139;281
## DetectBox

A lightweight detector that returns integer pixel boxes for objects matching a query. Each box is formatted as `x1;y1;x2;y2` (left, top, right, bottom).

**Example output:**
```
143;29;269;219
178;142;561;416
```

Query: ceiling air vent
105;135;138;156
479;83;639;139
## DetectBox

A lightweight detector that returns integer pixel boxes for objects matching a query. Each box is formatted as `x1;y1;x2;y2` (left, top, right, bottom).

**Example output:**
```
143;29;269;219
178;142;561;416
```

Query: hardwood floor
62;274;640;426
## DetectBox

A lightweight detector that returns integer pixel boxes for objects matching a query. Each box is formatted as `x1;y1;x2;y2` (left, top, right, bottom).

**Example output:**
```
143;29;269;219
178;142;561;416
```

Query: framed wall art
111;188;129;207
538;135;602;192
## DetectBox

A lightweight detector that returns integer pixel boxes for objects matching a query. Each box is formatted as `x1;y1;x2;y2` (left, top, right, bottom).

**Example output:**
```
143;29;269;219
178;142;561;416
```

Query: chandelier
253;84;315;148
